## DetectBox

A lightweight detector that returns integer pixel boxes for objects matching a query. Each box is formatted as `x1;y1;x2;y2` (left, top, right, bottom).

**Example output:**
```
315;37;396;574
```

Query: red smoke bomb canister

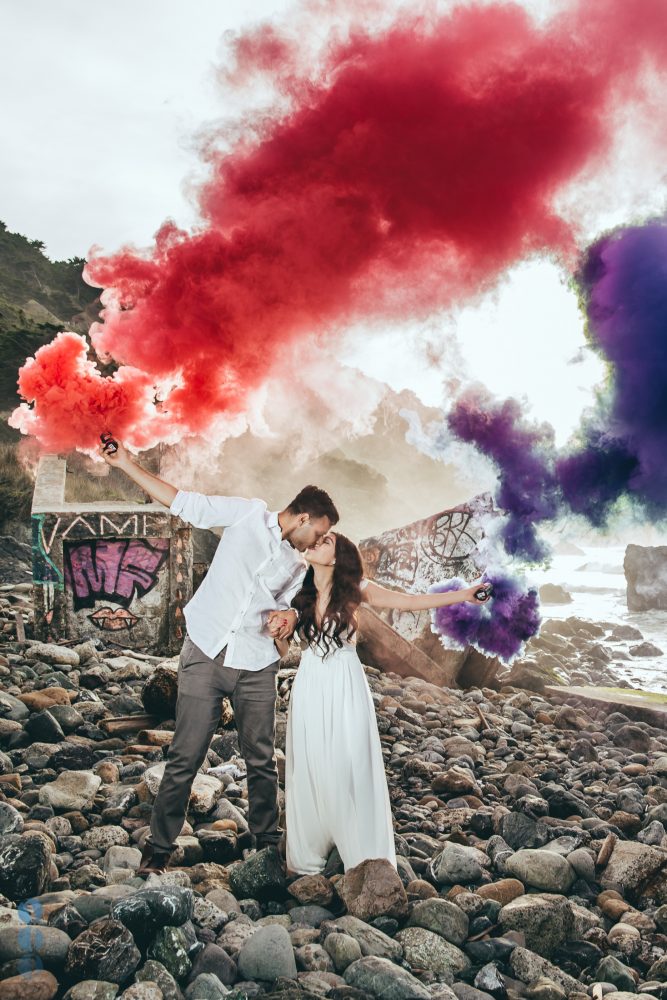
100;431;118;455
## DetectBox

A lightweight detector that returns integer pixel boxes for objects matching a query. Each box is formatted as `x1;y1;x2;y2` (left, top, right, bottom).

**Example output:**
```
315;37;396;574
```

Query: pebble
0;835;52;901
24;643;80;666
432;842;489;884
184;973;227;999
288;873;333;906
38;770;102;811
64;918;142;984
62;984;119;1000
0;925;71;967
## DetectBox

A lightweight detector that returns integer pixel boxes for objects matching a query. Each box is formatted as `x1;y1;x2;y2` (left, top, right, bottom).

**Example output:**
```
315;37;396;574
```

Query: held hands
267;609;298;640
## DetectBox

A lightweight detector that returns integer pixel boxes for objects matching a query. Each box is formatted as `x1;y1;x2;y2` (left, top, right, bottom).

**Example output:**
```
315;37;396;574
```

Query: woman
272;531;490;875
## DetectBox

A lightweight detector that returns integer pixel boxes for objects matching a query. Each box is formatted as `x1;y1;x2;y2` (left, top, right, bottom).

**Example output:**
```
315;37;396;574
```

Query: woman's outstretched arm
361;579;487;611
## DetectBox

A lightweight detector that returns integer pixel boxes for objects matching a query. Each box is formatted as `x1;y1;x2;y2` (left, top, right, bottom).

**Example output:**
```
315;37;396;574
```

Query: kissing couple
99;441;489;875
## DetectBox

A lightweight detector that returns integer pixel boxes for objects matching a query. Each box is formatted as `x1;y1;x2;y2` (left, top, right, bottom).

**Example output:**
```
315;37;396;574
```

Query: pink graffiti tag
64;538;169;611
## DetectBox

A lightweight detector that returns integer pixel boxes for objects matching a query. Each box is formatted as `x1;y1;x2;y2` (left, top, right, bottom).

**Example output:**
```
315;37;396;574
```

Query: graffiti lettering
40;516;62;555
360;497;494;590
64;537;169;611
359;495;496;643
61;516;96;540
31;514;64;586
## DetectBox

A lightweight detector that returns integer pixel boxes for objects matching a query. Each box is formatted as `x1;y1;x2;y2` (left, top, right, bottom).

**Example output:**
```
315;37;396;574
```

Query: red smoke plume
12;0;667;452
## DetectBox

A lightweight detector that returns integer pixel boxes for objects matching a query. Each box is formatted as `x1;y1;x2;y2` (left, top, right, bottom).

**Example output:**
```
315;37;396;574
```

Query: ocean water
526;545;667;694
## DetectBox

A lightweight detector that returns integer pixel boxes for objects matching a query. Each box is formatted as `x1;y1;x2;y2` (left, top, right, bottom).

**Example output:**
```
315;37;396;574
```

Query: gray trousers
146;634;281;853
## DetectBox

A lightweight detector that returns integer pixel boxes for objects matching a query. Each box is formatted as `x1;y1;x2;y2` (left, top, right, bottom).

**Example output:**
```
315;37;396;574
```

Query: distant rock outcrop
553;540;586;555
539;583;573;605
624;543;667;611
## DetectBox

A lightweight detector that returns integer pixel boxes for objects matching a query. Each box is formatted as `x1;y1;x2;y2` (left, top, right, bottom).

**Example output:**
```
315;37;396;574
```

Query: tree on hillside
0;222;101;412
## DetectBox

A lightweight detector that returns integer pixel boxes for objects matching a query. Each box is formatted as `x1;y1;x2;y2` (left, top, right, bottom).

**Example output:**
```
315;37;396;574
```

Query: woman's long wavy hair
291;533;364;656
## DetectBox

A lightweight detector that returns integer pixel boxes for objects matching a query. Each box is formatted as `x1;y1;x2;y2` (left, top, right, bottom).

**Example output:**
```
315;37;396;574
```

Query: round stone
504;850;576;894
237;924;297;981
324;932;363;973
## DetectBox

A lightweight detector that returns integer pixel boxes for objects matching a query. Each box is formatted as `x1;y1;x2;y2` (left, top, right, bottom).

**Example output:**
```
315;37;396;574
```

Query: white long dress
285;588;396;874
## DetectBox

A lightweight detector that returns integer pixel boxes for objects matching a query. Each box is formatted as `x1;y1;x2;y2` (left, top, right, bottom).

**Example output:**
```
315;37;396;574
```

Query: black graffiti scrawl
64;537;169;611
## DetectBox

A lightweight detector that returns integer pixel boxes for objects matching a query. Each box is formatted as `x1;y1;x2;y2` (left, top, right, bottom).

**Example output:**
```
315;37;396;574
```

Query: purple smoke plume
558;218;667;523
446;217;667;559
447;388;559;562
429;571;541;663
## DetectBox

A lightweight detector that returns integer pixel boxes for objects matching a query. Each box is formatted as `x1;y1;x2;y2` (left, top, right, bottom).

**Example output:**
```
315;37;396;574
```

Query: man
99;440;339;874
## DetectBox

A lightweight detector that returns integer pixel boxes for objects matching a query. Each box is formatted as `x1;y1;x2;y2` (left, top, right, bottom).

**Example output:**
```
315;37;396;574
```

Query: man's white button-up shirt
170;491;307;669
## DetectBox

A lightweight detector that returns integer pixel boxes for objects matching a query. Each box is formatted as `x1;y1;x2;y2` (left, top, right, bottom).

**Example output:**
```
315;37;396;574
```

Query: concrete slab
358;605;458;686
545;685;667;729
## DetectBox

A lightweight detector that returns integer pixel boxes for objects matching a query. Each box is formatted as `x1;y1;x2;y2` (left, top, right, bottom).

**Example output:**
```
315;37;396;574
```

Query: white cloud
0;0;292;260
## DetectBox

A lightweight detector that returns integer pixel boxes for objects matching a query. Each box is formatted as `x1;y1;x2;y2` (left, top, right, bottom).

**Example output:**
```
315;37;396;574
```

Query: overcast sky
2;0;666;446
0;0;294;260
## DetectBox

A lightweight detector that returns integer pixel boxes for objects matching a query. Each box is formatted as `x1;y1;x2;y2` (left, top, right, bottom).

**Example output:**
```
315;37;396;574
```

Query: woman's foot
137;843;171;876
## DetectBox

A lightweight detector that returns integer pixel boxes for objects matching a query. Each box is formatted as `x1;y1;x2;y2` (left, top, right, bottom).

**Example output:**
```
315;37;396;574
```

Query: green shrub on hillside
0;443;33;531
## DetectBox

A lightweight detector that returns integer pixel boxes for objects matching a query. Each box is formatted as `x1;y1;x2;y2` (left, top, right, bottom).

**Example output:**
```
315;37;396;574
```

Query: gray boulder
395;926;470;976
624;544;667;611
236;924;297;981
344;955;430;999
499;893;573;956
509;947;580;993
431;842;489;884
504;850;576;894
406;898;469;945
333;914;402;961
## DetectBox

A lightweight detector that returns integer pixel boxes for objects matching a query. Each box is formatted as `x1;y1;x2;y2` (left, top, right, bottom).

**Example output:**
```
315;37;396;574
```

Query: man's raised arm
100;440;177;508
99;439;253;528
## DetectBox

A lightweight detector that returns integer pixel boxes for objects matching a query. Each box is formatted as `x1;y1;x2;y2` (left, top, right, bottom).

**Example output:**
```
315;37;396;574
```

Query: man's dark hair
286;485;339;525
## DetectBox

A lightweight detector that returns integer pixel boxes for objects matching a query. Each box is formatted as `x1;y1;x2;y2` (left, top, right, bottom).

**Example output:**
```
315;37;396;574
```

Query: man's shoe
137;843;171;876
277;832;287;863
254;833;283;853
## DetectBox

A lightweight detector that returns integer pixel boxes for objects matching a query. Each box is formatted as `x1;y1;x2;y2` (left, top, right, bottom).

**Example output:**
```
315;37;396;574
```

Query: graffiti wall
32;458;192;654
359;492;496;646
64;535;169;637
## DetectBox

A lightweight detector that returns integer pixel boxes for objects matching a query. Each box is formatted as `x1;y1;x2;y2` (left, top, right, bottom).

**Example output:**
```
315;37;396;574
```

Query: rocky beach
1;582;667;1000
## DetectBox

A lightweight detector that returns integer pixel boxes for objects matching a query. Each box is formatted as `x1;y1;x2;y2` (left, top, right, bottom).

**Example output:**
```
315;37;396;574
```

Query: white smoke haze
159;351;487;540
554;85;667;241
